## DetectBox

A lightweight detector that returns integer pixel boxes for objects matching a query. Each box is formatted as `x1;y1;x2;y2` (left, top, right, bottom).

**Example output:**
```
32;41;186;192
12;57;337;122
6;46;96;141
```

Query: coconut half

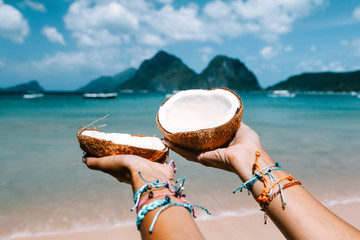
156;88;243;151
77;129;168;162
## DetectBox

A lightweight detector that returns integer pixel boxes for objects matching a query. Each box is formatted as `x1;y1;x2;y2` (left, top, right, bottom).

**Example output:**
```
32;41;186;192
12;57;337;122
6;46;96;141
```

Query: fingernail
162;139;170;146
82;155;87;164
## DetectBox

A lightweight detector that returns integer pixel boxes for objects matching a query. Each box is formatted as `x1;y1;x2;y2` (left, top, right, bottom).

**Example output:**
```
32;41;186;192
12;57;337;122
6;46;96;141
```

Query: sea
0;92;359;238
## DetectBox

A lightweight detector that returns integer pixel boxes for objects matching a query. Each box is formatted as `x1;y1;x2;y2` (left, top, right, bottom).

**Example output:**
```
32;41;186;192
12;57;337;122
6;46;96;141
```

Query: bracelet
131;175;173;212
137;196;211;233
132;160;178;212
233;151;301;223
136;177;188;212
132;160;211;233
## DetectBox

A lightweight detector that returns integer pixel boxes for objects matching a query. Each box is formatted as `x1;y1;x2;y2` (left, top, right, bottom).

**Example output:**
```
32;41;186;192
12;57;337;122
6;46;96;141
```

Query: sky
0;0;359;90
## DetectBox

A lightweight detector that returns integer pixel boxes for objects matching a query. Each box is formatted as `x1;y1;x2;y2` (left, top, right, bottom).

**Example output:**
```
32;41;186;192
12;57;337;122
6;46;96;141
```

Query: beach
12;202;360;240
1;92;359;239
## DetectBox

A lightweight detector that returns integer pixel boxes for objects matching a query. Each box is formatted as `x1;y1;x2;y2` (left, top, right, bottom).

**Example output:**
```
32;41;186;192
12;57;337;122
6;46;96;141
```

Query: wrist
130;170;173;193
229;145;273;182
232;148;294;201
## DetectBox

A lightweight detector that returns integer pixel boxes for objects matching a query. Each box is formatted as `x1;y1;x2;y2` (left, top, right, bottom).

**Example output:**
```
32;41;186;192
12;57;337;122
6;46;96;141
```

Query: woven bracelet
233;151;301;223
136;196;211;233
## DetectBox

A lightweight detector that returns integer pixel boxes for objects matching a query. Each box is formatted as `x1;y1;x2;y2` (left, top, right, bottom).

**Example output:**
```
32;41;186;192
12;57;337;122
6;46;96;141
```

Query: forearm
130;171;205;240
139;192;204;240
232;148;360;239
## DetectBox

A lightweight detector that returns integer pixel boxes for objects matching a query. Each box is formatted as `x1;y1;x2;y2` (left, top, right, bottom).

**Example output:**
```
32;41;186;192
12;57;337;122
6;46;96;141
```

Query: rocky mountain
267;70;360;92
118;51;197;92
197;55;261;90
77;68;136;93
118;51;260;92
0;80;44;93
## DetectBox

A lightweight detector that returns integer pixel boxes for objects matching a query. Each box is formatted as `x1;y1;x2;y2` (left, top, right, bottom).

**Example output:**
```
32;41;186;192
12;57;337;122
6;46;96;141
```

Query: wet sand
13;202;360;240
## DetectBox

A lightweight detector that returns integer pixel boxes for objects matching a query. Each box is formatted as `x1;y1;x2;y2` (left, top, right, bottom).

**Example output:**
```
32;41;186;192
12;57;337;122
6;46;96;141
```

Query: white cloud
353;6;360;19
328;61;345;72
13;48;135;89
64;1;140;47
341;37;360;57
198;46;214;63
348;38;360;57
20;0;46;12
259;46;279;59
42;26;66;45
297;59;345;72
148;4;220;42
63;0;325;48
204;0;232;19
284;45;294;52
138;32;165;46
26;49;125;73
230;0;324;42
310;45;317;51
0;2;29;43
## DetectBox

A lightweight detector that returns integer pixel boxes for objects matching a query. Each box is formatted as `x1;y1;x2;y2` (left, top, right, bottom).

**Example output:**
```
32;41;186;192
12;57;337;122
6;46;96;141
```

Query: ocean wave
6;220;133;240
324;197;360;207
197;208;260;221
5;195;360;239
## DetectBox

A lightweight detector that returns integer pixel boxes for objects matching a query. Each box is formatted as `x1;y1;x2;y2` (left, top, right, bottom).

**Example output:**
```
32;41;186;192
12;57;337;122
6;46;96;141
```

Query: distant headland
1;50;359;93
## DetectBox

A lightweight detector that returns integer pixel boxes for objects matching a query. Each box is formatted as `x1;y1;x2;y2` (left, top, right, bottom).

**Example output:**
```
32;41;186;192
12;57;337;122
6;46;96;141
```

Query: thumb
84;155;117;171
162;139;200;162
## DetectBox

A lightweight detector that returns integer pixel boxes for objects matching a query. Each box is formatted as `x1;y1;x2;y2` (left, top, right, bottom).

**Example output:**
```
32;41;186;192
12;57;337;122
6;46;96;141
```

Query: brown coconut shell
77;129;168;162
156;88;243;151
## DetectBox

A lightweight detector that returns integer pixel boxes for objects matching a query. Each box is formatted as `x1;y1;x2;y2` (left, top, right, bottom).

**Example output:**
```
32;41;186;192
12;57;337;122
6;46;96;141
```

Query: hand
84;154;174;192
163;123;271;181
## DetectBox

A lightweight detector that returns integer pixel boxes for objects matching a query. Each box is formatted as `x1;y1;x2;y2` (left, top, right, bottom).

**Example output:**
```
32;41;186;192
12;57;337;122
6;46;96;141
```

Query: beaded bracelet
132;160;178;212
133;160;211;233
137;196;211;233
136;177;188;212
131;175;174;212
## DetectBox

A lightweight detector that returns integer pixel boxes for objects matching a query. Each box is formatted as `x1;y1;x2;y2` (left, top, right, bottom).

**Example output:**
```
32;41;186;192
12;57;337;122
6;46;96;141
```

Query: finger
85;155;121;171
162;139;200;162
197;149;223;162
158;149;169;164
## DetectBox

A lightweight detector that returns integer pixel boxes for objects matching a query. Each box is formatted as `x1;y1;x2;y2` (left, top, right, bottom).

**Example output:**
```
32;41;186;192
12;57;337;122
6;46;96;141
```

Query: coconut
77;128;168;162
156;88;243;151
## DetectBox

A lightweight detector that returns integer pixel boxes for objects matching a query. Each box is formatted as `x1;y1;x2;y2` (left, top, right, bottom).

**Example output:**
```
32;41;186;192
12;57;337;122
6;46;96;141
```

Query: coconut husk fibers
77;129;168;162
156;88;243;151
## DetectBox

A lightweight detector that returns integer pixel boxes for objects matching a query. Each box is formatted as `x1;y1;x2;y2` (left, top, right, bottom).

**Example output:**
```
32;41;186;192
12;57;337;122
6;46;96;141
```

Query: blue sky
0;0;359;90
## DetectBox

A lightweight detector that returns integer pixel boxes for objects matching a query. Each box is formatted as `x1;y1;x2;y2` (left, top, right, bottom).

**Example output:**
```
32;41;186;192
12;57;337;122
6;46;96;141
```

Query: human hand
84;154;174;192
163;123;273;181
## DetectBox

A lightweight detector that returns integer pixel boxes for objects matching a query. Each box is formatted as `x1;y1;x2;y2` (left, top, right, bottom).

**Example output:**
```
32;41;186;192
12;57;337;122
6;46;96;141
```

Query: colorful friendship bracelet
136;176;189;213
234;151;301;209
132;160;210;233
136;196;211;233
132;160;178;212
233;162;282;195
131;176;174;212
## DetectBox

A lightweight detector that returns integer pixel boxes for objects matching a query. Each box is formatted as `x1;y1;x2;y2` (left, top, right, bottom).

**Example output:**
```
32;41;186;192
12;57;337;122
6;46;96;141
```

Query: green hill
77;68;136;93
0;80;44;93
118;51;261;92
268;71;360;91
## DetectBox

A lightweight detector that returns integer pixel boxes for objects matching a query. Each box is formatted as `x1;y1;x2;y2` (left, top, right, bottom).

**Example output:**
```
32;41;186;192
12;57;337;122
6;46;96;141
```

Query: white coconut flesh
81;130;166;151
158;89;240;133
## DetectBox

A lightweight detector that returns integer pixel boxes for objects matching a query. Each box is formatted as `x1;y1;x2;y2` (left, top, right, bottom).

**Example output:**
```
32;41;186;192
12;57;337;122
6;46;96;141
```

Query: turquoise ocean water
0;92;359;238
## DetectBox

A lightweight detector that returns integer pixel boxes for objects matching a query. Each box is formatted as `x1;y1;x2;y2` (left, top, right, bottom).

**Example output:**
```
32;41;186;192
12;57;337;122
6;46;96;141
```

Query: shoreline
10;200;360;240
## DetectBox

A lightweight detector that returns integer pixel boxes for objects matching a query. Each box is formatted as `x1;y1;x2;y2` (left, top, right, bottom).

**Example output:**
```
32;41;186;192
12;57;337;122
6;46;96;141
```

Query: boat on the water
23;93;44;99
83;93;118;99
119;89;134;94
268;90;296;98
